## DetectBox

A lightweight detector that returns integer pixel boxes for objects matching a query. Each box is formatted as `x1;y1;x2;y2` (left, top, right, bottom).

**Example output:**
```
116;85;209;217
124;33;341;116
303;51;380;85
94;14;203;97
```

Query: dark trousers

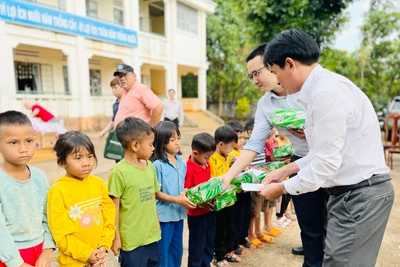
164;117;179;128
234;192;251;245
290;154;327;267
187;212;216;267
120;242;160;267
214;205;237;261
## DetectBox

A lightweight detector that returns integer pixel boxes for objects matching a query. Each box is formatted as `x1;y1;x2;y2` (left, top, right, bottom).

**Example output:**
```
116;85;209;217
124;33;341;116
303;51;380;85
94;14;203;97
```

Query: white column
166;0;177;94
198;67;207;110
0;21;18;112
73;0;86;16
73;36;93;118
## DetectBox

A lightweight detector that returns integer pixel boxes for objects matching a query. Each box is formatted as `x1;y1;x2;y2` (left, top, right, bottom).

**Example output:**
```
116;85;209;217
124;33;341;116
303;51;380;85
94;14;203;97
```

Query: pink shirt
114;81;161;128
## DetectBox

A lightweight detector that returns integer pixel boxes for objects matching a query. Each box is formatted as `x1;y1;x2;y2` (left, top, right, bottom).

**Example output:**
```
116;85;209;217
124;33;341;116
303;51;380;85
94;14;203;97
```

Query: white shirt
162;99;184;126
243;92;309;157
285;65;389;195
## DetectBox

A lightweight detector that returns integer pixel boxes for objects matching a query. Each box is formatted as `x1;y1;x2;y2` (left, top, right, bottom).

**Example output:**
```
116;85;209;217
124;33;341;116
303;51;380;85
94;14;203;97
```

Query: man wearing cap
113;64;164;127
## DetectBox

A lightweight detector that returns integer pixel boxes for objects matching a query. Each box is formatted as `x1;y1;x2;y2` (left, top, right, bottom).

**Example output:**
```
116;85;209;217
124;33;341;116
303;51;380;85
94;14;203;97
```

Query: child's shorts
251;192;268;218
0;242;43;267
119;242;160;267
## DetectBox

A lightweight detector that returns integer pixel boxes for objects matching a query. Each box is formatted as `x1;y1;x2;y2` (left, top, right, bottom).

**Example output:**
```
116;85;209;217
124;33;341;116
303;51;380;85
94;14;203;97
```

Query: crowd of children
0;109;297;267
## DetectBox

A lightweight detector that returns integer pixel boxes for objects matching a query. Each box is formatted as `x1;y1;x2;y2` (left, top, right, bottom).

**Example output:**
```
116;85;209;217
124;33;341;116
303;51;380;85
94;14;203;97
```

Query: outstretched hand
176;189;196;209
262;169;287;185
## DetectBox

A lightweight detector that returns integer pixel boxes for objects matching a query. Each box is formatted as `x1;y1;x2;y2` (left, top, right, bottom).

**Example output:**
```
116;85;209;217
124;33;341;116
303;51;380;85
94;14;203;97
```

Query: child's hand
92;247;107;266
111;236;121;256
20;263;34;267
35;248;53;267
175;189;196;209
88;248;102;265
199;201;214;211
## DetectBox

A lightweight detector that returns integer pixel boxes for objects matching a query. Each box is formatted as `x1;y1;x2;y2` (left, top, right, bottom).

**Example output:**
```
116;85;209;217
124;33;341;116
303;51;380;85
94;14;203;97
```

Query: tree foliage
235;97;251;119
207;0;354;117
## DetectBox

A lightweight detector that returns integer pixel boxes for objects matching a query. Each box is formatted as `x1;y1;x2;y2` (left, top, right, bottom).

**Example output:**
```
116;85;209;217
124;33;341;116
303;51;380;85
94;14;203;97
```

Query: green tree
207;0;354;117
235;97;251;119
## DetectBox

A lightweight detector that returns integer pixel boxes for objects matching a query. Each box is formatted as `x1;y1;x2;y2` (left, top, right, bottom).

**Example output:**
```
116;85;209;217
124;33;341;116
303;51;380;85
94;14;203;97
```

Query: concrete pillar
165;0;177;95
0;21;18;112
198;67;207;110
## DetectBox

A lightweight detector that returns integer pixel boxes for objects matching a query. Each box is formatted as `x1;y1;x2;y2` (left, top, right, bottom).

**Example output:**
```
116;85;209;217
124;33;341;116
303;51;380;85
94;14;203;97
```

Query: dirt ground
30;128;400;267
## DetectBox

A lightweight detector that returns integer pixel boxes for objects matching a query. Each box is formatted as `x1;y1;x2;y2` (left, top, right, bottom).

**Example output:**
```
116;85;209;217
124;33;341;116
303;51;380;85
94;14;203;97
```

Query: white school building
0;0;216;129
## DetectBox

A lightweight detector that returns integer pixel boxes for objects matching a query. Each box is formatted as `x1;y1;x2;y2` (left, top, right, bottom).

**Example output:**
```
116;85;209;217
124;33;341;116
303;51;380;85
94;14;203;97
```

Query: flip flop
224;252;241;263
263;227;283;238
240;240;256;251
249;238;265;248
258;235;275;244
234;247;248;257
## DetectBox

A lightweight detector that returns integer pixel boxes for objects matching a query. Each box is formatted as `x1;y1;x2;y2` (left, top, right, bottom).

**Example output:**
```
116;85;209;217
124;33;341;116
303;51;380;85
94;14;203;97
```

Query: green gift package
273;144;293;158
211;186;237;211
271;109;306;129
186;178;226;205
230;169;266;189
264;161;286;171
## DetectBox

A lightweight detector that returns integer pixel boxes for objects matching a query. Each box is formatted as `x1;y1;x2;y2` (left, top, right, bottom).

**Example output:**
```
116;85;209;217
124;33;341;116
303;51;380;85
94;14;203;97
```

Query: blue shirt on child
153;155;187;222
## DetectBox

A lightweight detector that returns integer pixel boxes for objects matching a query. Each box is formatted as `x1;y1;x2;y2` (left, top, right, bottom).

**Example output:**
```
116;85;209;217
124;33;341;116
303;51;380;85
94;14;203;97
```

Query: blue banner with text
0;0;138;47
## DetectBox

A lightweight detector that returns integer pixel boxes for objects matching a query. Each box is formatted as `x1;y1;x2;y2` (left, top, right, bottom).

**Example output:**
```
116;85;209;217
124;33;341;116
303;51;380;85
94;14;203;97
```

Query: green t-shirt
108;159;161;251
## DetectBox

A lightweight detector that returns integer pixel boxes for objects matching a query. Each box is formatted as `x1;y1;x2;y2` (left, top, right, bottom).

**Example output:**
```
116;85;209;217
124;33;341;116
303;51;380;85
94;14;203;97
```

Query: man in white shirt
257;29;394;266
163;89;184;128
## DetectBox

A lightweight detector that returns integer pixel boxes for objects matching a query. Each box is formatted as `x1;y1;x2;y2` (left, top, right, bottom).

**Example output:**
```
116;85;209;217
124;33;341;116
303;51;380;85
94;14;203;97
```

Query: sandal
263;227;283;238
234;247;248;257
258;235;275;244
240;240;256;251
274;217;292;228
249;238;265;248
285;212;297;221
213;259;232;267
224;252;241;263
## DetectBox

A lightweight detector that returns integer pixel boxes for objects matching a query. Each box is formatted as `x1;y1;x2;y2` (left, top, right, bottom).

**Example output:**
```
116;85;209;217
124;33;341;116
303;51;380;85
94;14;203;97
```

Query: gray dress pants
323;179;394;267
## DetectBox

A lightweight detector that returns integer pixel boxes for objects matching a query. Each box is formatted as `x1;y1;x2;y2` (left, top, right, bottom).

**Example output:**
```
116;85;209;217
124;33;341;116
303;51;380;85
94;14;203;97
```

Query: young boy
210;125;241;267
98;78;124;139
227;121;254;253
108;117;161;267
185;133;217;267
0;111;55;267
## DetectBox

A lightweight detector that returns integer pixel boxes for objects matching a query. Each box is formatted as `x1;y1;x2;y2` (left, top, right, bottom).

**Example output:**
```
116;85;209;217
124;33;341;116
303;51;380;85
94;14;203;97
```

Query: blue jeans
158;220;184;267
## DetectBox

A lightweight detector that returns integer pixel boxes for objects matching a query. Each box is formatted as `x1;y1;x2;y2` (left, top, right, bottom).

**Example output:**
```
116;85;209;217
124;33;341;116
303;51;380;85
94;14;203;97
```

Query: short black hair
151;121;180;162
214;125;238;144
227;121;245;133
115;117;154;150
246;43;267;63
264;29;320;69
191;132;216;153
245;118;255;132
0;110;32;129
54;131;97;166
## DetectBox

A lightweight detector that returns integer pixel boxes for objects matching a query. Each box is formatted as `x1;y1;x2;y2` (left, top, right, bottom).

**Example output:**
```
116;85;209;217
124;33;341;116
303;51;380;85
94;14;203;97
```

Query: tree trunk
217;83;223;117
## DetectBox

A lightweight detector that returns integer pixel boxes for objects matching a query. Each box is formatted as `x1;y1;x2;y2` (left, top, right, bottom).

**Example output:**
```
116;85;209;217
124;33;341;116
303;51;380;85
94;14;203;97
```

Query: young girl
47;131;116;267
151;121;195;267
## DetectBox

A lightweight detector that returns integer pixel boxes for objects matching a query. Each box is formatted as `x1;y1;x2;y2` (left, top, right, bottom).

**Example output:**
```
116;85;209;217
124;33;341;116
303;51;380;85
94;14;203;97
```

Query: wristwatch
281;181;288;194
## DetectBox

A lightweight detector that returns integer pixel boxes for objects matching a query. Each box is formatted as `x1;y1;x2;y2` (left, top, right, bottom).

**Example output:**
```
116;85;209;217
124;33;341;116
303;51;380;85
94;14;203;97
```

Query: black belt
325;174;391;196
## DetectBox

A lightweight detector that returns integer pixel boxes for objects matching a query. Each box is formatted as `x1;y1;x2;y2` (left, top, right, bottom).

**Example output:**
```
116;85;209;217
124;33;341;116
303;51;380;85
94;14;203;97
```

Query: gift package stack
272;144;293;158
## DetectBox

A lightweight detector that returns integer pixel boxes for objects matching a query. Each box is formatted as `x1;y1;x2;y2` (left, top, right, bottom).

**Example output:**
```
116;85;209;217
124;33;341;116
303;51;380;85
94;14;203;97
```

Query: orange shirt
114;81;161;128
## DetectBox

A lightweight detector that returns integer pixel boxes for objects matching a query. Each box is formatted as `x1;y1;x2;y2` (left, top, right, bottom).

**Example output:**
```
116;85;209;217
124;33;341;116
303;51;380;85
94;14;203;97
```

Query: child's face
135;133;155;160
61;147;95;180
217;141;234;157
0;124;35;166
192;150;214;166
268;128;277;140
165;132;180;155
233;131;245;150
111;84;124;99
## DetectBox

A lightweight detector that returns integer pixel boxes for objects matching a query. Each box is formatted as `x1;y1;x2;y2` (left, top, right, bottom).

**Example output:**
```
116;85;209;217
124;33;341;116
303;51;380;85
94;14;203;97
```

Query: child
47;131;116;267
151;121;196;267
0;111;55;267
227;121;255;253
98;78;124;139
108;117;161;267
185;133;217;267
210;125;241;267
264;128;291;163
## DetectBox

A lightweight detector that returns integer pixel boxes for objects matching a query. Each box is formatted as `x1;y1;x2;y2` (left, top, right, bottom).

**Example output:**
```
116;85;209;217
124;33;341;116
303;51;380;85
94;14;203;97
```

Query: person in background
163;89;184;128
98;78;124;139
24;102;56;122
113;64;164;128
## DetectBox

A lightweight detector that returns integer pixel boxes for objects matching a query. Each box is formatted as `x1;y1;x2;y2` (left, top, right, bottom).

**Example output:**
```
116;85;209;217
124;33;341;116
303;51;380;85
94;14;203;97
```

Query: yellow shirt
209;152;232;178
47;175;116;267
